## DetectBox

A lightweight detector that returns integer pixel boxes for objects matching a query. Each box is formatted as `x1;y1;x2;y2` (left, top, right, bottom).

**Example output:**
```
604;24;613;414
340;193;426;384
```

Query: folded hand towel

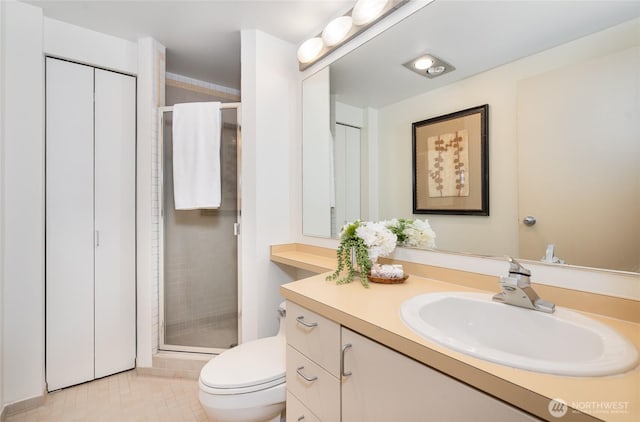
172;102;222;210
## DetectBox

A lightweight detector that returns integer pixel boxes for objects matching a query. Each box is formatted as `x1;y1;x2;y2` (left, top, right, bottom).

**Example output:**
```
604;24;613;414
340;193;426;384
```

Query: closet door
334;124;361;231
94;69;136;378
45;58;95;391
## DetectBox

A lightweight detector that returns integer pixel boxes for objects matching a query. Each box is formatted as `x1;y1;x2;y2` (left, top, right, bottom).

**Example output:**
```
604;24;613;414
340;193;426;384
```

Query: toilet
198;302;287;422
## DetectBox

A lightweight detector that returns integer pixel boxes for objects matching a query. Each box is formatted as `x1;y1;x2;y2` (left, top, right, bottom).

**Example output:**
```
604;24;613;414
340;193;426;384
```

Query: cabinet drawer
286;391;321;422
286;345;340;422
286;301;340;376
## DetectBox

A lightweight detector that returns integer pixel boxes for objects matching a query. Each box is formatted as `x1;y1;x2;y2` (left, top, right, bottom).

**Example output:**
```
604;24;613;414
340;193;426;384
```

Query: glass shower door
160;109;239;353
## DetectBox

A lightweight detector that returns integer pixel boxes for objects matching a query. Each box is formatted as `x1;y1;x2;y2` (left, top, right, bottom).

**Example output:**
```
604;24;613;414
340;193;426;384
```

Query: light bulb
414;57;434;70
352;0;390;26
322;16;353;47
297;37;324;64
427;65;446;75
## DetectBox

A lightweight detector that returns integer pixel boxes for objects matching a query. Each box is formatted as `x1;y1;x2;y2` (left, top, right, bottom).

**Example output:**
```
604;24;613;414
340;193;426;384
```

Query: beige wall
517;47;639;272
376;18;639;259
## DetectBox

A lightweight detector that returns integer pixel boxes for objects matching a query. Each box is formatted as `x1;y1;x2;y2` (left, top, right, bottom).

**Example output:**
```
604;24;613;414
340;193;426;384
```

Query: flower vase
350;246;360;273
351;247;378;275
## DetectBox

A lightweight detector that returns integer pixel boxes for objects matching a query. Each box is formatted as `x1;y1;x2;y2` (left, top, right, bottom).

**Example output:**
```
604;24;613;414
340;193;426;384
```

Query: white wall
136;37;165;367
241;29;299;340
302;67;331;238
1;2;143;406
45;8;158;376
0;0;5;415
46;12;152;371
44;18;137;75
2;0;45;404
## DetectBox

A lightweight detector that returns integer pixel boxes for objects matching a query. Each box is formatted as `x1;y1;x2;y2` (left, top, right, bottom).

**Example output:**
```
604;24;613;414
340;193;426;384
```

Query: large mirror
302;0;640;273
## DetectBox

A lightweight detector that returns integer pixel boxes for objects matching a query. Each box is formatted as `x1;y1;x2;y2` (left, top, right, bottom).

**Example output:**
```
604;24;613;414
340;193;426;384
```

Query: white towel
172;102;221;210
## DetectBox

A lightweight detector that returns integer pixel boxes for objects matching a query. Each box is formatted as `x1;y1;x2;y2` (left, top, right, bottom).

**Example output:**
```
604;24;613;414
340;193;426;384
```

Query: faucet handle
506;256;531;277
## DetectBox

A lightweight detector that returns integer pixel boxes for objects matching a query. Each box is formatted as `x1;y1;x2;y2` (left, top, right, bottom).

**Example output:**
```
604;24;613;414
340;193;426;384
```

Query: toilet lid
200;336;286;392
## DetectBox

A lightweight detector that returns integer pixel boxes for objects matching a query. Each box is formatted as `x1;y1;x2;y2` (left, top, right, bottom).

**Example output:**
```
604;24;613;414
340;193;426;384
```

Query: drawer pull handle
296;366;318;382
297;417;305;422
341;343;352;377
296;316;318;328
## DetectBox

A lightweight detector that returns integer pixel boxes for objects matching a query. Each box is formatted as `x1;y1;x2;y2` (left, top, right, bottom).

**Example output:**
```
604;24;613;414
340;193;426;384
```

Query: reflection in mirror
333;123;361;237
302;67;331;237
301;1;640;273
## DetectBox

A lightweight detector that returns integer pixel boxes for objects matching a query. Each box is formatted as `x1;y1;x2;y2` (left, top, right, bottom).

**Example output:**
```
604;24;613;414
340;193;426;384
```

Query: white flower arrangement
356;221;397;262
326;218;436;288
384;218;436;249
326;220;397;287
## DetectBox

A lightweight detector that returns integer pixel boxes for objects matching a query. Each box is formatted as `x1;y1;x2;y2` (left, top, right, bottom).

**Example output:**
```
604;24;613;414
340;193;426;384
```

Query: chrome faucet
492;257;555;313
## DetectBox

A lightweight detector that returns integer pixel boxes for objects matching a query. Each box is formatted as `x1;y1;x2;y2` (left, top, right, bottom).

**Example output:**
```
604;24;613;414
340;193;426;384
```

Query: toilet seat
200;336;286;395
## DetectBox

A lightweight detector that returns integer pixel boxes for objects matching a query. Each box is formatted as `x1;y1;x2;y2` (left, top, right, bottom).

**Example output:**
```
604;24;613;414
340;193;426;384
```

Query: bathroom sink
400;292;639;376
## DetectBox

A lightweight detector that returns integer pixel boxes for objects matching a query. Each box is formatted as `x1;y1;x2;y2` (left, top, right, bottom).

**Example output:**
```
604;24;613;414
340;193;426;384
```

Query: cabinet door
45;58;95;391
94;69;136;378
341;328;540;422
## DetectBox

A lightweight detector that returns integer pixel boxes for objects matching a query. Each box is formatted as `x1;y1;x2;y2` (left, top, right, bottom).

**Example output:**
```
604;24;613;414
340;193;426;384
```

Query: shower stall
158;102;241;354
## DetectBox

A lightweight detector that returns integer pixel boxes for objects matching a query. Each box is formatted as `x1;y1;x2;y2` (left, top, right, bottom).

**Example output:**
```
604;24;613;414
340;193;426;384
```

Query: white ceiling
23;0;640;101
25;0;355;89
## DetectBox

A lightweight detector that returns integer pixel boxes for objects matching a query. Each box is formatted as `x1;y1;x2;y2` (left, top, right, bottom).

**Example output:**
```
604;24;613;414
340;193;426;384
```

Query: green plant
386;218;412;244
326;218;435;288
326;221;373;287
384;218;436;249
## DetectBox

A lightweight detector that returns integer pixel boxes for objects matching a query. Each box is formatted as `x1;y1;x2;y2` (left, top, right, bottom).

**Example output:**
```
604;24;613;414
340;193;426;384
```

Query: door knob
523;216;537;226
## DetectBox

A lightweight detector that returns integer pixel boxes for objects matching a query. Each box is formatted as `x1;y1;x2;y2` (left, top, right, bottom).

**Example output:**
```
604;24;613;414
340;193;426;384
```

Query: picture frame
412;104;489;215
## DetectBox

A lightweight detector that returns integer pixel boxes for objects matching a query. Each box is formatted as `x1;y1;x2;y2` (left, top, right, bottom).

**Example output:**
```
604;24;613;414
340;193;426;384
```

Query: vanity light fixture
297;37;325;64
352;0;390;26
297;0;410;70
322;16;354;47
403;54;455;78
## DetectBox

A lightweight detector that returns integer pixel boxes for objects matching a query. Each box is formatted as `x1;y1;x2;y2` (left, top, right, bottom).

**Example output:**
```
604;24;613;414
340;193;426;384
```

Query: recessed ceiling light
403;53;455;79
427;65;446;75
414;57;434;70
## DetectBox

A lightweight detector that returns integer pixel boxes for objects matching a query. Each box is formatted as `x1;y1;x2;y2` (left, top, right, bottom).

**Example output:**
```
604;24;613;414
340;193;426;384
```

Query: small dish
367;274;409;284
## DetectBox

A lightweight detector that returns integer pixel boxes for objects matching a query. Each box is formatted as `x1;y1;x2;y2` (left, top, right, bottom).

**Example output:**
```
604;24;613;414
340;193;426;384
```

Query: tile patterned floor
5;370;212;422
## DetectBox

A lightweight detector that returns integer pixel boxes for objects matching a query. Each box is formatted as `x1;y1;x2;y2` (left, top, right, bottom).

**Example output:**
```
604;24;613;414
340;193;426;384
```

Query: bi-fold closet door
45;57;136;391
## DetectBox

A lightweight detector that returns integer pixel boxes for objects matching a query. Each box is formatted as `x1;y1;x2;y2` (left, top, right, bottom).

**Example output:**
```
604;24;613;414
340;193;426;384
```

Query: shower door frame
157;103;242;354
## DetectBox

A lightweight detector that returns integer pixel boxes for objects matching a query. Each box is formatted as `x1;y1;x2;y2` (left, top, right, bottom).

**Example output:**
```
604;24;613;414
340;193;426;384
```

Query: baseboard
1;393;46;419
136;366;201;380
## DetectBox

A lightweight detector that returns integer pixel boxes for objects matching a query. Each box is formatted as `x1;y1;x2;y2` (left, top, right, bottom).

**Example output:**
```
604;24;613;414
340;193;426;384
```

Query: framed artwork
412;104;489;215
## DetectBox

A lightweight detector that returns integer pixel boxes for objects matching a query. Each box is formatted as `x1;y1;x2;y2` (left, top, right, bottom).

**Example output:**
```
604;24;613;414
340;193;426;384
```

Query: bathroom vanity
285;301;538;421
274;245;640;422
